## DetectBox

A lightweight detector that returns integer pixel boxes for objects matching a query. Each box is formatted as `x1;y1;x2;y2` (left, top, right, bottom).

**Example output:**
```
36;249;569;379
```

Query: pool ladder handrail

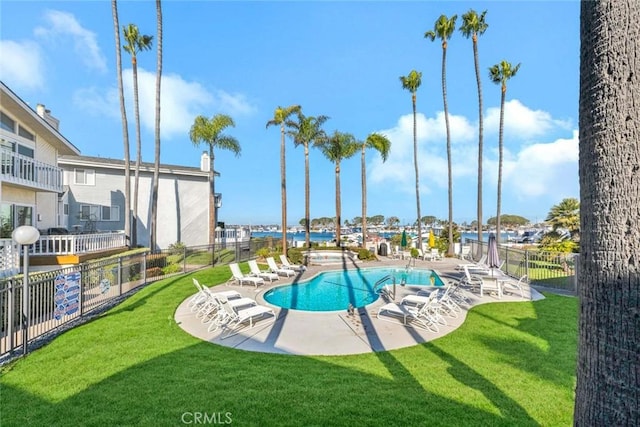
374;275;397;300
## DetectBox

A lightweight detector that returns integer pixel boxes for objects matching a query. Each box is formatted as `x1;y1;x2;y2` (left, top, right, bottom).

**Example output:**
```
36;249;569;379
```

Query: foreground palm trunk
575;1;639;424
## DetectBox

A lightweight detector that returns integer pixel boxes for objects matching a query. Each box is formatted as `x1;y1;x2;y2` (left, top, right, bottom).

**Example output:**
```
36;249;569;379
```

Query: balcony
0;231;128;276
1;150;63;193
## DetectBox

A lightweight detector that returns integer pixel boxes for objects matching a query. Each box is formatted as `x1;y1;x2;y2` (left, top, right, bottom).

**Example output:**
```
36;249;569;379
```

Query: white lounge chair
248;260;279;282
279;254;306;272
502;274;528;298
426;248;442;261
228;263;265;287
219;300;276;339
376;300;439;332
191;278;241;313
198;287;255;323
400;291;449;325
266;257;296;277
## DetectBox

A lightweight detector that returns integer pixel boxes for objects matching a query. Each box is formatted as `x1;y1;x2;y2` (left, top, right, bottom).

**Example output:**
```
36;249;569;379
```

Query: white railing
216;228;251;243
0;150;63;192
31;232;127;256
0;232;127;275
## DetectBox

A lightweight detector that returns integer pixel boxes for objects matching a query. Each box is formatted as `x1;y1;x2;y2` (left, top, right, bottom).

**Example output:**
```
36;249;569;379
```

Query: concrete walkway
174;256;544;356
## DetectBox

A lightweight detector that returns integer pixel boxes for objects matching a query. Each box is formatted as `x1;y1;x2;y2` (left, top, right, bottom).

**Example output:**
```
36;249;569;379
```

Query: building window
0;203;34;238
0;112;15;133
79;204;100;221
17;125;35;141
63;204;69;215
74;168;95;185
101;205;120;221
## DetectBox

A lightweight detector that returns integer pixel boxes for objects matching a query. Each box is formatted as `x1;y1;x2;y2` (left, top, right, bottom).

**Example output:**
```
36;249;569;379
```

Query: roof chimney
200;151;210;172
35;103;60;130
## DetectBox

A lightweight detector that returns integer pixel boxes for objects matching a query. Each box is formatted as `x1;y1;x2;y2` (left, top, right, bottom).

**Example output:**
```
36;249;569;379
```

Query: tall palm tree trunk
150;0;162;250
280;124;288;256
473;34;484;253
574;1;639;423
361;146;367;249
442;43;454;256
112;0;131;247
335;163;341;245
412;93;423;251
132;56;141;247
496;86;505;244
304;145;310;249
209;147;216;247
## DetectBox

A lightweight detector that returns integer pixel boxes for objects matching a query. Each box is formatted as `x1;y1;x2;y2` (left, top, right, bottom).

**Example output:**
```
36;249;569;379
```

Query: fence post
7;279;14;353
117;257;122;296
525;249;530;281
142;252;147;284
183;246;187;273
79;264;85;317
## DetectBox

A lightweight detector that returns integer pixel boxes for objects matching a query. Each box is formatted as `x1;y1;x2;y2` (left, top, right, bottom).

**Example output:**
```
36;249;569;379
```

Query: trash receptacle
378;242;388;256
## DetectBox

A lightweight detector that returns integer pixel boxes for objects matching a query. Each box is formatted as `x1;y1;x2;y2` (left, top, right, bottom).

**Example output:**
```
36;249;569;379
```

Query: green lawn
0;266;577;426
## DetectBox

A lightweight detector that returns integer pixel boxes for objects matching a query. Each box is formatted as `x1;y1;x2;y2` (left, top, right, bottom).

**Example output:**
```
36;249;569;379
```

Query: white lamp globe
12;225;40;245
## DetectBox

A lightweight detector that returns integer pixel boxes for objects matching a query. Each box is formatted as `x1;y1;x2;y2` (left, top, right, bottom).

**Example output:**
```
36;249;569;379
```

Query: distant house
58;154;219;250
1;81;81;275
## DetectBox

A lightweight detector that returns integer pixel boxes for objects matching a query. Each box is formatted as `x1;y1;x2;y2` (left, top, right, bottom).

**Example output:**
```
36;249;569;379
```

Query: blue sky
0;1;580;227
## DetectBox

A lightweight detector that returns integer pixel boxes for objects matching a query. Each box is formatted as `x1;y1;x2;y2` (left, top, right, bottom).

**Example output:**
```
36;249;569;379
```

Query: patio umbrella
428;229;435;248
400;229;408;248
487;232;501;276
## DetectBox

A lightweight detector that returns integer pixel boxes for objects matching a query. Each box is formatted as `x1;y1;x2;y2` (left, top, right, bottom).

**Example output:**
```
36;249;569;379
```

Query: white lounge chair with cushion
279;254;306;272
228;263;265;287
266;257;296;277
248;260;279;283
427;248;442;261
400;290;449;325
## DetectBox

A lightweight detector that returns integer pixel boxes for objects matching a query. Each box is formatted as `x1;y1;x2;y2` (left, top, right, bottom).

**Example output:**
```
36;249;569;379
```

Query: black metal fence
464;238;578;293
0;238;273;360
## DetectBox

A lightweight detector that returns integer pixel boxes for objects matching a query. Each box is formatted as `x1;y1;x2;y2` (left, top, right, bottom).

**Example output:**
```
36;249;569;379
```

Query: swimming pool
263;267;444;312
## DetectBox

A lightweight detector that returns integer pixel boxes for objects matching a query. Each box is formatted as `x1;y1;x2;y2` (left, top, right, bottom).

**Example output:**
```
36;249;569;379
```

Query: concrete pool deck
174;256;544;355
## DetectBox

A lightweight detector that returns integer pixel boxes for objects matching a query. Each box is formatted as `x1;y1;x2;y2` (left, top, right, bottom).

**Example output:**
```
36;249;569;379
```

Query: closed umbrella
400;229;408;248
428;229;435;248
487;233;501;276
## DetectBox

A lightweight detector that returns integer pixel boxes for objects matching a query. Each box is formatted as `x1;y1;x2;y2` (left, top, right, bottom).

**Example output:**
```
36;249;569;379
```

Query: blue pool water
263;267;444;312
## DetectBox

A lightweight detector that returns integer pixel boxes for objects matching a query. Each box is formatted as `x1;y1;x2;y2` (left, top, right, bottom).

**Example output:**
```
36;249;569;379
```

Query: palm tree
546;198;580;240
489;60;520;244
122;24;153;247
426;14;458;257
287;112;329;250
575;1;639;423
460;9;488;254
360;133;391;249
149;0;162;250
317;131;359;244
111;0;131;247
189;114;241;248
266;105;301;257
400;70;423;251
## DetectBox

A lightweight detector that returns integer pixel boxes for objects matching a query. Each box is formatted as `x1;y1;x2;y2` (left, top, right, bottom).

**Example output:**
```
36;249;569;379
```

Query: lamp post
12;225;40;355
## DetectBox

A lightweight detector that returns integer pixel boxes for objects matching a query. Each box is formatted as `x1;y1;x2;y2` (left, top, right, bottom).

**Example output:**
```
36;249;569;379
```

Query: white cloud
505;130;579;198
73;68;256;140
485;99;572;140
0;40;45;90
368;106;579;213
34;10;106;72
369;111;476;192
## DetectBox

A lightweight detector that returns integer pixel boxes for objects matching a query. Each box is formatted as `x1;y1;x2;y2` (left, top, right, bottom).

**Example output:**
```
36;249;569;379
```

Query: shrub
287;248;304;265
256;247;273;259
168;241;186;256
161;263;182;275
147;254;168;269
357;248;376;261
145;267;162;278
